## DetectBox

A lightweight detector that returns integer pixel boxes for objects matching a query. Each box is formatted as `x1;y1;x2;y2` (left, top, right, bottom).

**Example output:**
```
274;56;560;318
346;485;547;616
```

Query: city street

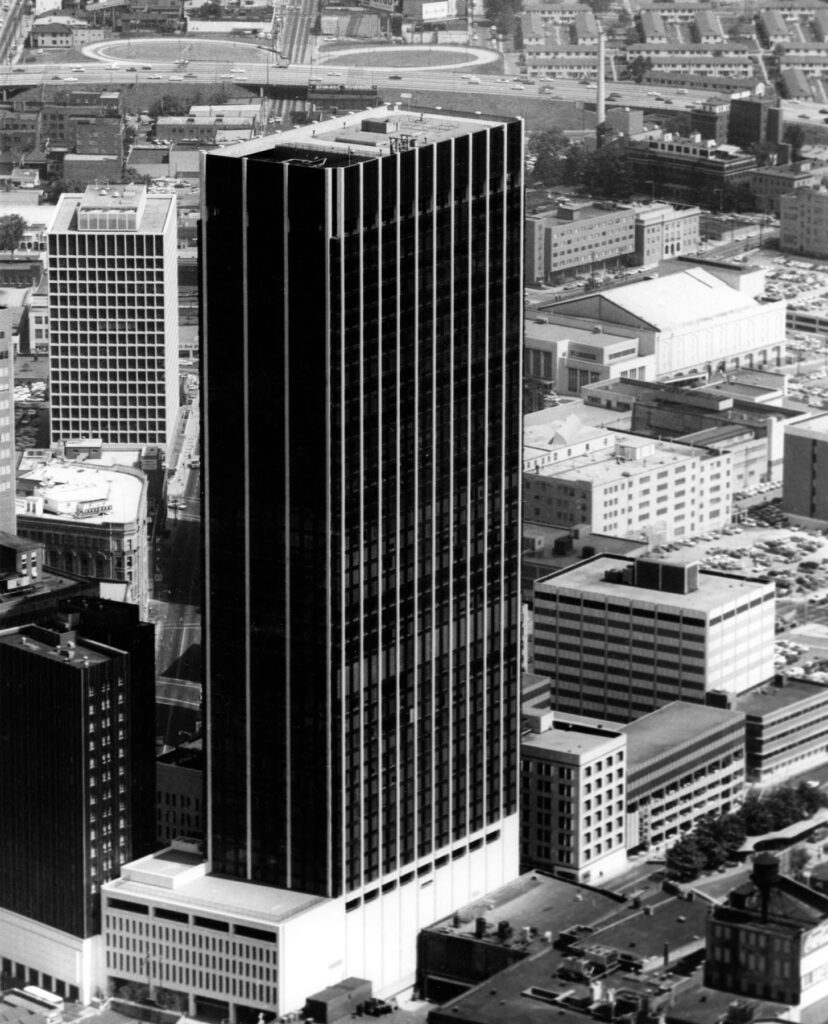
151;507;202;746
0;53;773;122
150;392;202;747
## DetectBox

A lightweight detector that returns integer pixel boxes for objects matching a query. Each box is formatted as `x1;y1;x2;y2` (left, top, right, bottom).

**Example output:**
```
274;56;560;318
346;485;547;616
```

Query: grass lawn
95;37;272;62
323;47;472;67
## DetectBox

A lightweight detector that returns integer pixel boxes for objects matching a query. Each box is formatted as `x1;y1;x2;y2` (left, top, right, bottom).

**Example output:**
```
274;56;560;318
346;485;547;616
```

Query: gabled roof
549;267;759;332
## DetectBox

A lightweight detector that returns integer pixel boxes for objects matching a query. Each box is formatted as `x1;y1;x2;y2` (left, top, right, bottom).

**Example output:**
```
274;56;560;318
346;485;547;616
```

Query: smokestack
596;29;607;147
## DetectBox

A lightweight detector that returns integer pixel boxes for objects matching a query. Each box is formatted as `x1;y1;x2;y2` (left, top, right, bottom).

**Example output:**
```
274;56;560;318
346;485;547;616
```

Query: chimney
596;30;606;147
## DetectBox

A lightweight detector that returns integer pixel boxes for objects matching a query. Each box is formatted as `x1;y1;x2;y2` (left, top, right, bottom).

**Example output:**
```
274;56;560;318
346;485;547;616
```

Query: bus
3;990;63;1024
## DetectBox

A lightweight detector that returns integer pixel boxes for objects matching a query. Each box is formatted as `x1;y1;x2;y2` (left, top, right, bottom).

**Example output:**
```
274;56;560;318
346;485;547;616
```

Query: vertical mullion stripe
337;169;348;896
393;154;403;876
497;126;507;828
199;152;213;867
325;166;334;898
463;137;472;845
282;162;292;887
241;157;253;878
481;130;491;831
515;123;525;821
430;148;438;851
358;162;366;894
377;164;385;887
462;138;472;854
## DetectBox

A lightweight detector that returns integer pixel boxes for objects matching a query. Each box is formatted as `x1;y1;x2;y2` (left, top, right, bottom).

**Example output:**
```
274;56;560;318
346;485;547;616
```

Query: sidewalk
168;395;200;501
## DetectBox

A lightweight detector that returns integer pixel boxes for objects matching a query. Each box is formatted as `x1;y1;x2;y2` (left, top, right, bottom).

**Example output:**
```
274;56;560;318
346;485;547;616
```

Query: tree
665;835;706;882
740;790;777;836
149;93;190;119
582;146;635;199
41;178;85;204
627;55;652;84
192;1;222;16
484;0;522;36
122;168;153;186
694;812;745;870
0;214;25;255
528;128;571;186
563;143;590;186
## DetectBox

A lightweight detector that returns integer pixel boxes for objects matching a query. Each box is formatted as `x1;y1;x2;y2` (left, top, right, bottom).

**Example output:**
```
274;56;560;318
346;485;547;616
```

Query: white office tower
47;185;179;454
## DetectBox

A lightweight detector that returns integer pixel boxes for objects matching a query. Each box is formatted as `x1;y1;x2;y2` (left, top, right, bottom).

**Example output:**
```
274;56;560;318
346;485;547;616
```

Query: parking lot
650;515;828;673
651;517;827;600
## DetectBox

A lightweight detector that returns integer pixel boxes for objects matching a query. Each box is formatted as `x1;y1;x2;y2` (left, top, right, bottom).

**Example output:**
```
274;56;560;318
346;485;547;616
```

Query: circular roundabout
84;38;273;64
316;44;501;71
82;37;500;72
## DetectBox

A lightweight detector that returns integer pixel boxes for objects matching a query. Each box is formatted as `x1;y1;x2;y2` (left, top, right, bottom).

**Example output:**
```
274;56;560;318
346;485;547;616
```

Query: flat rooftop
525;430;711;482
0;626;109;667
16;456;144;525
589;896;709;960
50;188;173;235
536;555;773;613
524;401;632;442
523;720;622;758
704;381;779;401
525;318;636;350
429;897;715;1024
106;848;327;925
737;678;828;716
678;423;754;445
530;202;632;224
787;412;828;440
212;106;516;167
0;202;56;230
0;531;41;553
157;115;256;126
622;700;745;768
426;873;624;951
664;983;790;1024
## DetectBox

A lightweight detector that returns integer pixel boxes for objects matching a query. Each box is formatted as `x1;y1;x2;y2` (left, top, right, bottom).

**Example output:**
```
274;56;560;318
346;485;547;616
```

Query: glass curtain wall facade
201;111;523;900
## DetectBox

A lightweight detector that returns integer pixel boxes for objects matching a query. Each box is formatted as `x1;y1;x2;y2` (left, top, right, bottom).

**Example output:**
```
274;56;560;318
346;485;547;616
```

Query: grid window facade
47;195;179;451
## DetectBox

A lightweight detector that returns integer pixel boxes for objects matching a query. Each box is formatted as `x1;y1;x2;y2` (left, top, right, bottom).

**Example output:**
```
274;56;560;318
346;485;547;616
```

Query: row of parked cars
743;499;790;529
734;481;779;500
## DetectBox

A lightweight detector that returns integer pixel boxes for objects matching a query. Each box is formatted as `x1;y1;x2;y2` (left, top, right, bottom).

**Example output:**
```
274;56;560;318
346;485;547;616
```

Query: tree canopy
528;130;636;200
149;93;191;118
528;128;571;186
665;835;706;881
664;782;828;883
626;55;652;84
42;178;86;204
0;214;26;254
484;0;522;36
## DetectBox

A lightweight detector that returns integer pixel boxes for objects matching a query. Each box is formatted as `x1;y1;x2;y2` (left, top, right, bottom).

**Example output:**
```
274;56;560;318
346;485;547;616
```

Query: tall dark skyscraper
200;107;523;988
0;596;155;1002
